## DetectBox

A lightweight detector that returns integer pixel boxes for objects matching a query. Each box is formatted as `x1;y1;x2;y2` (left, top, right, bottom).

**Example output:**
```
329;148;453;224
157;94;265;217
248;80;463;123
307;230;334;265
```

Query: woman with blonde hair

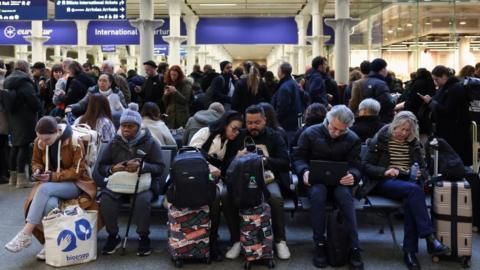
232;65;270;114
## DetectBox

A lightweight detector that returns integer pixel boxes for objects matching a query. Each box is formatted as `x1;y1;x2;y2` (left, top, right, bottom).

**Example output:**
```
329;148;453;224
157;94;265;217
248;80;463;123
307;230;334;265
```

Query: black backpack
226;153;268;209
326;209;350;267
426;138;466;181
463;76;480;139
167;147;216;208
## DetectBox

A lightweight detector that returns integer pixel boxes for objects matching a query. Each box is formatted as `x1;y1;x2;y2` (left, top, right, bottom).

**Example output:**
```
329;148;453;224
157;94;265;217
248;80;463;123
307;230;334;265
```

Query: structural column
127;45;137;71
164;0;187;66
197;45;208;69
325;0;359;84
50;45;62;62
24;21;49;63
15;45;30;60
295;15;310;75
184;15;199;74
131;0;164;75
75;20;89;64
459;37;472;68
307;0;329;58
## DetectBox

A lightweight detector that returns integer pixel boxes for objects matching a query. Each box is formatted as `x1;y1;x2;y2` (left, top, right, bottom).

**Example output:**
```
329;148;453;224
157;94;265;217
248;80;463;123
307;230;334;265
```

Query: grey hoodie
182;109;222;145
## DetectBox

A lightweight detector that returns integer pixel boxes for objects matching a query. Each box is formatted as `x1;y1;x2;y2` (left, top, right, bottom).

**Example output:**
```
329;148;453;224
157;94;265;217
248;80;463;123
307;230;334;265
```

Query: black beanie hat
370;58;387;73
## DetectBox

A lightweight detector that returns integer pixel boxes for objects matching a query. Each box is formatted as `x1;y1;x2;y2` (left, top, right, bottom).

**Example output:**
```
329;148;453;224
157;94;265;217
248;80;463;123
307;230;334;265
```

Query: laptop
309;160;350;186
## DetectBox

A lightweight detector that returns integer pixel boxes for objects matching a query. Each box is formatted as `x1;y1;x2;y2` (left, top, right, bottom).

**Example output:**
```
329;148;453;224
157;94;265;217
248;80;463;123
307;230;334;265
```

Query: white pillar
50;45;62;62
366;15;373;61
24;21;49;63
459;37;472;69
164;0;187;67
197;45;208;69
127;45;137;71
97;47;104;64
75;20;89;64
184;15;199;74
307;0;329;57
325;0;359;84
16;45;30;60
295;15;310;75
130;0;164;75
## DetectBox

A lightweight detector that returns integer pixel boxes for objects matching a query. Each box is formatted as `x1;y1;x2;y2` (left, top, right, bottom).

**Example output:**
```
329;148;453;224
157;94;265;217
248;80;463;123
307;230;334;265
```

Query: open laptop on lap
309;160;349;186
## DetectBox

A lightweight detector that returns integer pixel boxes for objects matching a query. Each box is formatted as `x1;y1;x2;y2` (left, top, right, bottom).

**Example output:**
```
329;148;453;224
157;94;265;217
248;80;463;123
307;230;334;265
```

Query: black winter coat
404;77;436;135
3;70;41;146
362;125;424;196
231;78;270;114
363;73;395;123
350;115;384;142
428;77;472;166
96;128;165;197
58;73;95;107
293;123;362;185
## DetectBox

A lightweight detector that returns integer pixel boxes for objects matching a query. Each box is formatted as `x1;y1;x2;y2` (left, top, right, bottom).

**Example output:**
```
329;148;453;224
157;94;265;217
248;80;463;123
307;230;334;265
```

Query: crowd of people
0;55;478;270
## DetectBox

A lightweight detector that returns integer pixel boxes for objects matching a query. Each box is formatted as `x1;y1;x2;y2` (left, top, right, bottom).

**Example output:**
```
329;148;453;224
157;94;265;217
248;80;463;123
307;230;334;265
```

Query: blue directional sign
0;0;48;21
101;45;116;53
55;0;127;20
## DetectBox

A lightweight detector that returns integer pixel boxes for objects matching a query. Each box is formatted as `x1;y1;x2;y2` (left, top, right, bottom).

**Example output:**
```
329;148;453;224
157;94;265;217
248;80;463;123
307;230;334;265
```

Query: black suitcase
326;209;350;267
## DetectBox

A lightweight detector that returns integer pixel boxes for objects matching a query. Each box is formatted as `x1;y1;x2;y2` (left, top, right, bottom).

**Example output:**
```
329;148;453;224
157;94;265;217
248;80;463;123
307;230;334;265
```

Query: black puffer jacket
57;72;95;106
293;123;362;185
96;128;165;197
3;70;41;146
363;73;395;123
362;125;424;196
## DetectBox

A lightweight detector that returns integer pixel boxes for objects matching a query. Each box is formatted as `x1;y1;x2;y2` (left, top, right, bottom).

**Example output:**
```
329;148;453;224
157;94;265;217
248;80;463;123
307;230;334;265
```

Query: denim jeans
374;179;434;252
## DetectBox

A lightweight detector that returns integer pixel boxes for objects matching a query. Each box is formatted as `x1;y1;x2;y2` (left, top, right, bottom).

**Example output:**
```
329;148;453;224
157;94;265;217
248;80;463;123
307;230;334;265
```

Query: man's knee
334;186;354;205
309;184;327;204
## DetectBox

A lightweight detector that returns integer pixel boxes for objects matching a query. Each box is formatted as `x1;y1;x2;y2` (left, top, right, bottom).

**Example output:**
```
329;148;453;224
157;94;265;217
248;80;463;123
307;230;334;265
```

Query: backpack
71;124;100;174
167;147;216;208
426;138;465;181
226;153;269;209
326;209;351;267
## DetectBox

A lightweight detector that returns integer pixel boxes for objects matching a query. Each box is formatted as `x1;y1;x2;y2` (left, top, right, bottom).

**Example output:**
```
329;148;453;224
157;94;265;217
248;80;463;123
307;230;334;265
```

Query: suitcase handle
178;146;200;154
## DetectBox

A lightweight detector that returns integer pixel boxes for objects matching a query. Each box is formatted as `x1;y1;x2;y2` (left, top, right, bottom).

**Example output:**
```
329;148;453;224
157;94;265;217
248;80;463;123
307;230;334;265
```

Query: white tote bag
106;171;151;194
42;206;97;267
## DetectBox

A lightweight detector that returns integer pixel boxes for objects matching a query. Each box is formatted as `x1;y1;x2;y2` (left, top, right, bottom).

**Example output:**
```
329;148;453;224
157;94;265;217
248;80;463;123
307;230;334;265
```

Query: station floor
0;184;478;270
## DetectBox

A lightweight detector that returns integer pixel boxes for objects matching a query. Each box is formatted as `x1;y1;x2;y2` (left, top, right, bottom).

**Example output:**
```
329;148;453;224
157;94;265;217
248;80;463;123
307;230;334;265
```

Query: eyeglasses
228;125;241;133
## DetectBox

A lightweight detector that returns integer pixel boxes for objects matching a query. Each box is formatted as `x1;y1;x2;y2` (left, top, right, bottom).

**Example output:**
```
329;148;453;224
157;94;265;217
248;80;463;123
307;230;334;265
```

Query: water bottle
410;162;419;182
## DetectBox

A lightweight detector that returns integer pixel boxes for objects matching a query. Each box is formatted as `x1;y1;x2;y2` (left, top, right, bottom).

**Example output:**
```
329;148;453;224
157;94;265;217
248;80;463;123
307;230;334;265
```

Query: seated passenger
293;105;364;270
189;110;244;261
74;93;116;143
5;116;97;261
183;102;224;145
141;102;176;146
350;98;384;142
362;111;449;270
224;105;291;260
96;109;164;256
290;103;327;152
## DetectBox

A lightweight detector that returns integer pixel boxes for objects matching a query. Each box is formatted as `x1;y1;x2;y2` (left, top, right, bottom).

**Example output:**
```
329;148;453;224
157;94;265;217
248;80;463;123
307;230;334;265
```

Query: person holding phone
162;65;192;129
4;116;97;261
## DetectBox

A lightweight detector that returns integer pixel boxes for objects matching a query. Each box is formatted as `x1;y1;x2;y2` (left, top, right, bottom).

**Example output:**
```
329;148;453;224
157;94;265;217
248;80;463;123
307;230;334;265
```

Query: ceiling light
406;23;413;27
425;22;431;25
199;4;237;7
460;21;467;25
397;27;403;31
387;29;394;34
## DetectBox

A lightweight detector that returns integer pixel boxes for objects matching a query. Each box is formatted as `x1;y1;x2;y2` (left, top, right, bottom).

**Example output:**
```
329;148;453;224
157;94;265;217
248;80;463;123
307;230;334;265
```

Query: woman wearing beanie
163;65;193;129
4;116;97;261
95;109;164;256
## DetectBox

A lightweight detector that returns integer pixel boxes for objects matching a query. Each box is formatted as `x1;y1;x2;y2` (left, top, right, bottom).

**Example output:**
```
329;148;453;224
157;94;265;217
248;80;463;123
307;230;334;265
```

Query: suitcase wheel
173;259;183;268
432;256;440;263
244;261;251;270
461;257;471;268
267;259;276;268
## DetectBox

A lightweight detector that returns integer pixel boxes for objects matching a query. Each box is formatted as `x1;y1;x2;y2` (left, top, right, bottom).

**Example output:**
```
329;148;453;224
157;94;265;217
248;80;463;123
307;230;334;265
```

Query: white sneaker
276;241;291;260
36;247;46;261
4;231;32;253
225;241;241;259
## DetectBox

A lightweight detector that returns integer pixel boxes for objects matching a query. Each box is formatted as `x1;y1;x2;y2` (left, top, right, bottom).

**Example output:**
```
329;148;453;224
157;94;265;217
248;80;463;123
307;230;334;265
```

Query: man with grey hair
272;61;304;144
293;105;364;270
351;98;384;142
101;60;131;104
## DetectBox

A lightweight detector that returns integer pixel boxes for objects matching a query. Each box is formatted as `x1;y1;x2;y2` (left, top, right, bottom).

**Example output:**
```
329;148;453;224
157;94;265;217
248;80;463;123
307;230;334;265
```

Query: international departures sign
0;0;48;21
55;0;126;20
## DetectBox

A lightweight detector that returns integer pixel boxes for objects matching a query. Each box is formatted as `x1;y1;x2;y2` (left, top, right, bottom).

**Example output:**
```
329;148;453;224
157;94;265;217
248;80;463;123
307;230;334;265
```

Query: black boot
312;242;327;268
210;242;224;262
426;234;450;256
403;252;421;270
349;248;364;270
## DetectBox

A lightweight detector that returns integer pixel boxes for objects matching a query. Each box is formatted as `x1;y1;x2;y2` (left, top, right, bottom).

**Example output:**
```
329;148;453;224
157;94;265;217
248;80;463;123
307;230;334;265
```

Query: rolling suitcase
430;139;473;268
167;204;211;268
239;202;275;269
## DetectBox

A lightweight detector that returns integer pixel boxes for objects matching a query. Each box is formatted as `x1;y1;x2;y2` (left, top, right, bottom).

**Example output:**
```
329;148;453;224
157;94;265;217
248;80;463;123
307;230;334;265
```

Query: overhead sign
101;45;116;53
0;0;48;21
55;0;126;20
153;45;187;56
87;19;186;45
0;21;77;45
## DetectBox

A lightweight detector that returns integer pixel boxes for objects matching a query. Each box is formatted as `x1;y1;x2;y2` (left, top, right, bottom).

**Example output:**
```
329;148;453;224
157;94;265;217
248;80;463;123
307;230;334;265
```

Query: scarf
99;88;112;96
121;128;145;148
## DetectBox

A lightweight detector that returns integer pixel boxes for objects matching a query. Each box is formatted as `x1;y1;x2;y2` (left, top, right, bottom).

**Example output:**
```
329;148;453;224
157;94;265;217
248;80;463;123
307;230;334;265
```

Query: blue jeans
26;182;81;225
308;184;359;248
374;179;434;253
